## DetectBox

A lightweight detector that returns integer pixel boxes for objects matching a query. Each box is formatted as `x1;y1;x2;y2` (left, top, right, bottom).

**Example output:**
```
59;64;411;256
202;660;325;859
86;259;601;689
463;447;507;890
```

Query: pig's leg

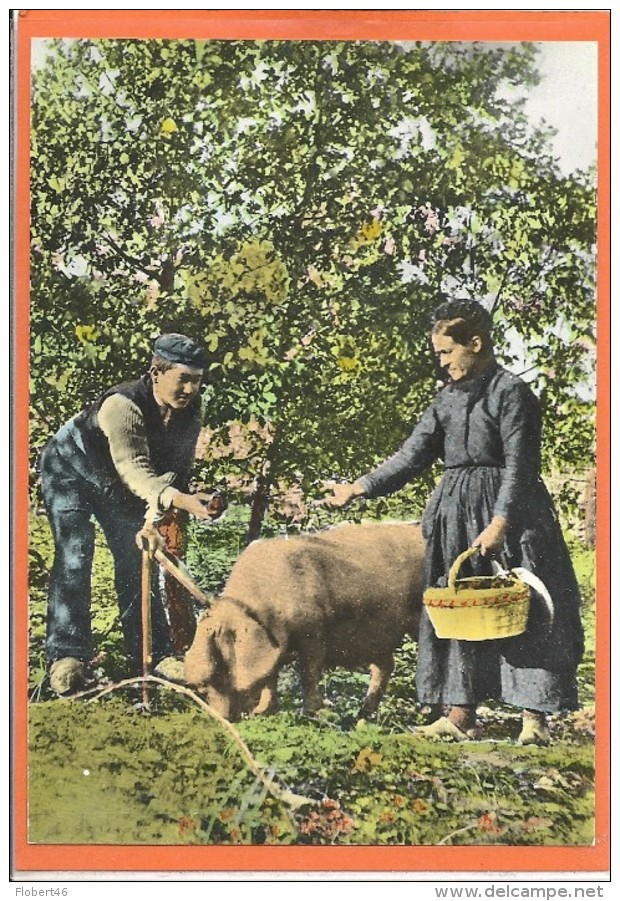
298;641;327;714
358;655;394;718
252;679;279;716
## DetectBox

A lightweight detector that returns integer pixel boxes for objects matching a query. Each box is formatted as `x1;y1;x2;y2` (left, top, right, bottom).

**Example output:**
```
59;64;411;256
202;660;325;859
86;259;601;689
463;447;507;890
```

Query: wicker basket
423;547;531;641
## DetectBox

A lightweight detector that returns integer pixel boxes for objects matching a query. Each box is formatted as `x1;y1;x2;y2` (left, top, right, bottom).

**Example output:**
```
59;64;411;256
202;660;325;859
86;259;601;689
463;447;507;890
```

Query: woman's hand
321;481;366;510
473;516;508;556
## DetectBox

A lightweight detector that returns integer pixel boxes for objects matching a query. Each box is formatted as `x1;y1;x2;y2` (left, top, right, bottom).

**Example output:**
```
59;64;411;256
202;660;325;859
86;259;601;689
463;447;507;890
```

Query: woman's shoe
518;717;550;746
412;716;479;742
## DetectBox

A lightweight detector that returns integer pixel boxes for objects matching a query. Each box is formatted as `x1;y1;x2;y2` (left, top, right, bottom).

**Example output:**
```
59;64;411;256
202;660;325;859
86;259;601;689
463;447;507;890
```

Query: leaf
352;747;383;773
48;175;66;193
447;144;464;171
160;117;178;135
271;747;295;762
75;324;100;344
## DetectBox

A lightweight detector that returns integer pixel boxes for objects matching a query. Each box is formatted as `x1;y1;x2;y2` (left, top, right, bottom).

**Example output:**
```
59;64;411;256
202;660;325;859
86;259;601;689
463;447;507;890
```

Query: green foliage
30;38;596;534
185;507;247;595
569;541;596;707
240;716;594;846
28;511;596;709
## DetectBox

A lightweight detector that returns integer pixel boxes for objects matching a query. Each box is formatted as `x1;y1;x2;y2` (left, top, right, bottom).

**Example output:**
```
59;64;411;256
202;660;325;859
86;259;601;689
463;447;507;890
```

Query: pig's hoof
252;701;279;716
303;696;331;716
357;699;379;719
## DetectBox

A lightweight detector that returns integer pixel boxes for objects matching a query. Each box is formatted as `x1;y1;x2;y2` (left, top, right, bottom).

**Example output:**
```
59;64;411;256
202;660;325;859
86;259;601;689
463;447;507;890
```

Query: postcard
10;8;610;883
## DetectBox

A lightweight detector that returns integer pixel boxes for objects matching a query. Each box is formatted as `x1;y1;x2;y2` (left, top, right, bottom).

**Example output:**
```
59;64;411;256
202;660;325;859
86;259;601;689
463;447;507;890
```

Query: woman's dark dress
358;364;584;713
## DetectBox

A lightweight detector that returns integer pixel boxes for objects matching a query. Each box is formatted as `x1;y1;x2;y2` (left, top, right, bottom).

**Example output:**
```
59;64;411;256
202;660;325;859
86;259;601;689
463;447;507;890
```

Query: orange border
12;9;611;876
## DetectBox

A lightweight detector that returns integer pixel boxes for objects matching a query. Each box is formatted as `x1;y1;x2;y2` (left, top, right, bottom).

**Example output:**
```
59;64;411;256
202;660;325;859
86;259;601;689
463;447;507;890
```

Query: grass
27;695;595;847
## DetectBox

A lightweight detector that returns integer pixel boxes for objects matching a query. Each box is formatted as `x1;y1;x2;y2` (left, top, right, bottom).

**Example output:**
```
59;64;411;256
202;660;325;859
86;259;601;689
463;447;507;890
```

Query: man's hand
135;522;165;554
321;480;366;510
173;490;227;520
201;491;227;520
473;516;509;556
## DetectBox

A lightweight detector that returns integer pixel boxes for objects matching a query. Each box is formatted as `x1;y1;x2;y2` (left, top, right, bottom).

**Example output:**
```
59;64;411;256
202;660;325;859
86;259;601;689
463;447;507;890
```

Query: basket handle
448;546;481;591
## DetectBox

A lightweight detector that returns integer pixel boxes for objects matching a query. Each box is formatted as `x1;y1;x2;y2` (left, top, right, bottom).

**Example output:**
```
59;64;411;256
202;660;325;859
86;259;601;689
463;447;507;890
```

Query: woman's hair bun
432;298;493;333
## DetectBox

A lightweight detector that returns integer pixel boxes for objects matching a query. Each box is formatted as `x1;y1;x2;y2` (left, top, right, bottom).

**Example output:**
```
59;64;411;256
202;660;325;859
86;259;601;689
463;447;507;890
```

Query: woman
325;299;584;744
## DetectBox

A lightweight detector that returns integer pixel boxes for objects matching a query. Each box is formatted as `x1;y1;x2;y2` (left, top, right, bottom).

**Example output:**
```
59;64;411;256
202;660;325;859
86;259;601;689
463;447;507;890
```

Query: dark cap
153;333;207;369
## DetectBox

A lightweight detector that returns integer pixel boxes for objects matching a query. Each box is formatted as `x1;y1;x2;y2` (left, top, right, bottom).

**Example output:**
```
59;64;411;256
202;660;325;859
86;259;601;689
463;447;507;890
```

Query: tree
30;38;596;536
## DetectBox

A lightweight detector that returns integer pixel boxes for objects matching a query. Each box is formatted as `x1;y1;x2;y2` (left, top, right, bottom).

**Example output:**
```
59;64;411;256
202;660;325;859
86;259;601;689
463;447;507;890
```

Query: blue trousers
40;435;173;670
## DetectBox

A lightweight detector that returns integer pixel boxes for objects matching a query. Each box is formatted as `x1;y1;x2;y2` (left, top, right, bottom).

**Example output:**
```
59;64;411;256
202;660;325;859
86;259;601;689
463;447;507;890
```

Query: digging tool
153;547;212;608
140;538;153;707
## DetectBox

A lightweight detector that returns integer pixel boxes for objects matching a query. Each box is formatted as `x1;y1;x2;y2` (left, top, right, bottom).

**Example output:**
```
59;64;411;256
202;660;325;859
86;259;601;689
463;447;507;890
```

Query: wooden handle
154;548;212;607
447;546;480;591
141;544;153;678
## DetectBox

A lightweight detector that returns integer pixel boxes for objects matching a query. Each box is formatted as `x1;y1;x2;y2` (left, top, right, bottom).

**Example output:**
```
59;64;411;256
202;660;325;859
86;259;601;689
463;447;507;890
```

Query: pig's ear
219;616;279;694
184;622;219;686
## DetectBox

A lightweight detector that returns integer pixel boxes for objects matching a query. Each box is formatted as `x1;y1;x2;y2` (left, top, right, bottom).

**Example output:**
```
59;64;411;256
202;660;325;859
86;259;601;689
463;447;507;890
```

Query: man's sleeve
97;394;179;520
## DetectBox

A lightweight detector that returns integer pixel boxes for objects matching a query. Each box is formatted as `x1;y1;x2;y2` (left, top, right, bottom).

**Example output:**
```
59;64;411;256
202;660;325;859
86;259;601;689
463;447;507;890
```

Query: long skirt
416;466;585;713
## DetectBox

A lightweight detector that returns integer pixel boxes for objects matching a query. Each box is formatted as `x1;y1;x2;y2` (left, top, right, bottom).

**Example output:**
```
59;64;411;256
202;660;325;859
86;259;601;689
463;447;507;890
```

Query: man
41;333;218;694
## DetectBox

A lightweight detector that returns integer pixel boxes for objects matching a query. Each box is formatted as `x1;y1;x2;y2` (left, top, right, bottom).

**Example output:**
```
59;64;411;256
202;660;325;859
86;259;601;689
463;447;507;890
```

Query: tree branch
76;674;316;814
437;821;478;845
490;263;513;317
99;233;159;280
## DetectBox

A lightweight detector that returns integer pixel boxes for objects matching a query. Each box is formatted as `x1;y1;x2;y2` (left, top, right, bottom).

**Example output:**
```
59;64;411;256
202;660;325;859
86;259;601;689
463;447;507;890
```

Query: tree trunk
156;510;196;654
245;435;280;545
246;471;272;546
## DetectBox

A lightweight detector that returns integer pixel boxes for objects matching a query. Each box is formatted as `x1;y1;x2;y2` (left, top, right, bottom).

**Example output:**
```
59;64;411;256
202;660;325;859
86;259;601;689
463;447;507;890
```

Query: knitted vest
72;375;202;494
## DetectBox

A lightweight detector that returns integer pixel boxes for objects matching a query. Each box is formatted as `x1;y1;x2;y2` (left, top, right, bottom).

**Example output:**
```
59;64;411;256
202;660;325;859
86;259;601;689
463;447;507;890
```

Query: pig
183;521;425;722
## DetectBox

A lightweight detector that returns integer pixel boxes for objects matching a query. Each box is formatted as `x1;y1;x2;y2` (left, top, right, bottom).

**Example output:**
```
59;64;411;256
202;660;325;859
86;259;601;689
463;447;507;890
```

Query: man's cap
153;333;207;369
